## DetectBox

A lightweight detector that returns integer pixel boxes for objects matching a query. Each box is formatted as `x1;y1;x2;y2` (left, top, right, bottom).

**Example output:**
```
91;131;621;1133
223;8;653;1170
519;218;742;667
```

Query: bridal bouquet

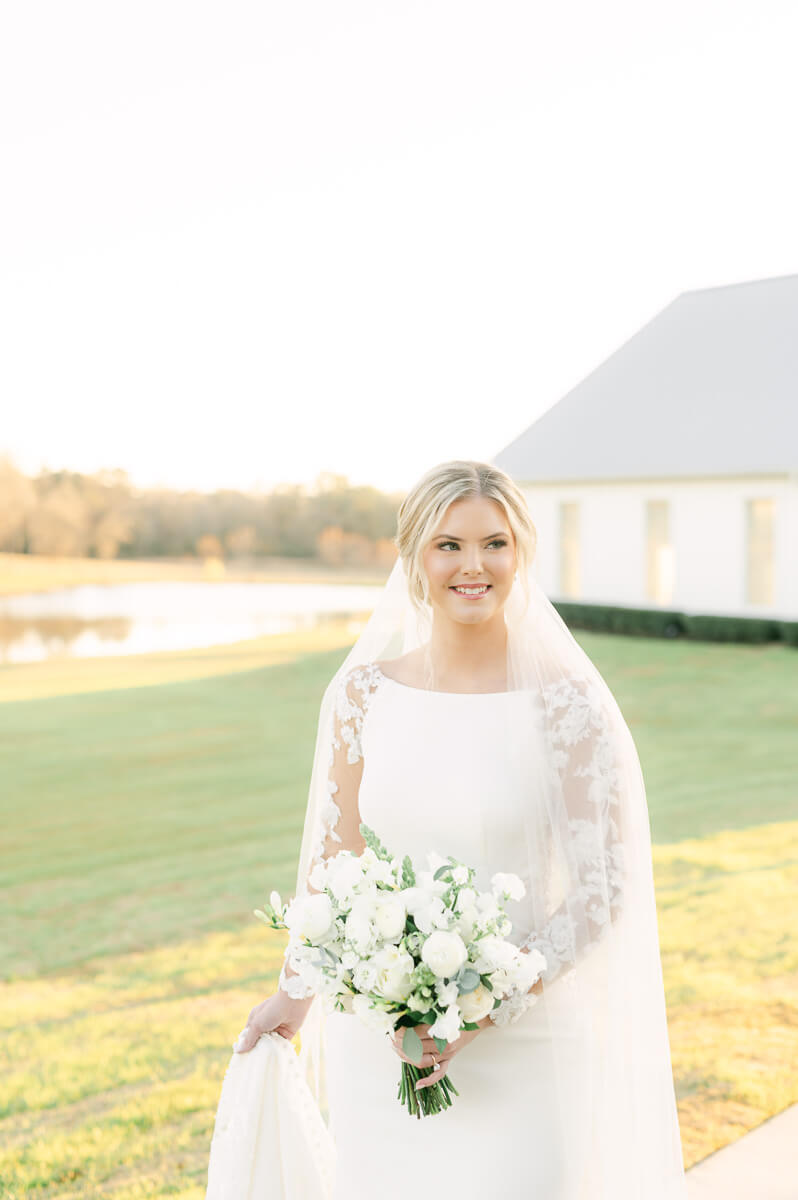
255;825;546;1118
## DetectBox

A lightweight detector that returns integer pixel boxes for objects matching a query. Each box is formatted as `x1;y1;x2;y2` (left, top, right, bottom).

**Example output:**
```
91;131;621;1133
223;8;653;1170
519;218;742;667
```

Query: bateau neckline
373;662;514;697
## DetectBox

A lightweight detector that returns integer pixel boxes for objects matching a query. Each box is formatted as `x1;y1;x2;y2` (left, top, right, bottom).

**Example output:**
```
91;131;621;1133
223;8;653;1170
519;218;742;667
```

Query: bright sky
2;2;796;495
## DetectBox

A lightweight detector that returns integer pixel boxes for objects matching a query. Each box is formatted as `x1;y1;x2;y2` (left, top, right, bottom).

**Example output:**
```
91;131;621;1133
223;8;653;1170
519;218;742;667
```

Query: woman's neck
426;611;508;689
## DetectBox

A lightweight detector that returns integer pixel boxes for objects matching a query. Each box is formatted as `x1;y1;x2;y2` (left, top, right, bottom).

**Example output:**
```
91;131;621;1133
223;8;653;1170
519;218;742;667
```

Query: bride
214;460;688;1198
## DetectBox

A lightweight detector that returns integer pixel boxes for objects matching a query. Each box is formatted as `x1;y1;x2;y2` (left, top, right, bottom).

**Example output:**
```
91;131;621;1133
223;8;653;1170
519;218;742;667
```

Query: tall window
645;500;674;605
745;499;775;605
559;501;581;598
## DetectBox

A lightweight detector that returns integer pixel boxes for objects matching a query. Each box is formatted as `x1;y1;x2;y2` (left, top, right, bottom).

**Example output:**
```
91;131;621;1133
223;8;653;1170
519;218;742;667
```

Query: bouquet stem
398;1062;459;1118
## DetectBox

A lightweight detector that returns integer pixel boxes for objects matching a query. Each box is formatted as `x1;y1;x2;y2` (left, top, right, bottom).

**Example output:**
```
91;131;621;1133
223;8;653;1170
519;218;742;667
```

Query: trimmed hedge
553;600;797;646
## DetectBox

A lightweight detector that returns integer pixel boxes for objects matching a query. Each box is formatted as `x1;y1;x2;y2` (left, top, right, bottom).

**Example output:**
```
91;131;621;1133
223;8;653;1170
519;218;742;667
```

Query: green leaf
433;864;451;881
433;1035;447;1053
401;854;416;888
401;1026;424;1066
360;823;394;861
456;968;481;994
462;1020;480;1031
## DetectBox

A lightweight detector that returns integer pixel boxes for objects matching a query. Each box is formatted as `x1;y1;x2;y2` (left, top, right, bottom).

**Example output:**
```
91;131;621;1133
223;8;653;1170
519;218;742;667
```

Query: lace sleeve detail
490;676;626;1024
279;662;384;1002
310;661;384;871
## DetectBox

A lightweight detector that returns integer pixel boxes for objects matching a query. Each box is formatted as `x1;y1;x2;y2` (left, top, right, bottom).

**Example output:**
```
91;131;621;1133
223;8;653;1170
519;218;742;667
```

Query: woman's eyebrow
435;531;508;540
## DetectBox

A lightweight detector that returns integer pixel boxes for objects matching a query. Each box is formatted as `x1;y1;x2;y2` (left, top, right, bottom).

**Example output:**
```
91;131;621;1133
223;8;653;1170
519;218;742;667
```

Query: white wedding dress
321;663;592;1199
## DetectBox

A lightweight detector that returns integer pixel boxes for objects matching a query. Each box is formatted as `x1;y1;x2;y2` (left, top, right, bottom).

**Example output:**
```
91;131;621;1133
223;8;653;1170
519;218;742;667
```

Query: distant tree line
0;458;402;566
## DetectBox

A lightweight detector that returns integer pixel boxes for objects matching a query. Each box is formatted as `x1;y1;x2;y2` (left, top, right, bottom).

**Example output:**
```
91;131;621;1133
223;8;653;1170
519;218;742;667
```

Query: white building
493;273;798;621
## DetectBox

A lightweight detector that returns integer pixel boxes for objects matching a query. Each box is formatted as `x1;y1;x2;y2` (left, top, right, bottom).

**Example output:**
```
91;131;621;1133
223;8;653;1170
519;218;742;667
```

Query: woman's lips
449;584;492;598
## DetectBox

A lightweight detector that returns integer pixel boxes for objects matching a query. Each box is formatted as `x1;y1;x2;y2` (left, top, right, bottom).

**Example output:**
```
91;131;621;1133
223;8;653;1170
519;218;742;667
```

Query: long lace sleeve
279;662;383;999
490;676;627;1025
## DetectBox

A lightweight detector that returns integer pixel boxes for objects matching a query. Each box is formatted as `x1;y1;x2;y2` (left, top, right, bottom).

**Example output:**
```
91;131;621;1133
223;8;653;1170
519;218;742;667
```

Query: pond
0;580;384;663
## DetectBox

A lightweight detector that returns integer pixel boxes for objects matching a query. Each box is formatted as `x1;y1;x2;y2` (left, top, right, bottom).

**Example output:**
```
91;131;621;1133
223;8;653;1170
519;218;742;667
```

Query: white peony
371;944;415;1001
429;1002;463;1044
491;872;526;902
421;930;468;978
351;994;397;1036
373;896;406;941
458;982;496;1023
284;893;334;941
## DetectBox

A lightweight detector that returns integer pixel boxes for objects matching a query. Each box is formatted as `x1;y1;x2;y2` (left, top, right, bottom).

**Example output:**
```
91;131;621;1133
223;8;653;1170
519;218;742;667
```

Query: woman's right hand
233;989;314;1054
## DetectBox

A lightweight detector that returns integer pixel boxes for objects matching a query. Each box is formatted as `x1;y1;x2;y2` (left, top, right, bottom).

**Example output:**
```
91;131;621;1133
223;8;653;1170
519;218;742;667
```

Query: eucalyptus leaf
433;1035;447;1053
456;968;480;994
433;864;450;881
401;1025;424;1066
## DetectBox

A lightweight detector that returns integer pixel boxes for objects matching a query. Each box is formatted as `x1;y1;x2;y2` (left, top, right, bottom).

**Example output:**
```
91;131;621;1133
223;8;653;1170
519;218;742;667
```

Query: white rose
373;896;406;941
285;893;333;941
429;1002;462;1044
491;872;526;902
371;945;415;1001
458;982;495;1023
351;994;397;1036
421;930;468;979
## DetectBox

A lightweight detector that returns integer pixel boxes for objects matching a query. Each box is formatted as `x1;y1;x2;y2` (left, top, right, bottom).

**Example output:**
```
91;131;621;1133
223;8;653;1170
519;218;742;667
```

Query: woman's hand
233;989;314;1054
388;1016;492;1089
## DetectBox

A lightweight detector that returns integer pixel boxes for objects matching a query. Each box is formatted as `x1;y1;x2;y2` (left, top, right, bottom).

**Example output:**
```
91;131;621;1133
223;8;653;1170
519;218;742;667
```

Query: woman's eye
437;539;507;550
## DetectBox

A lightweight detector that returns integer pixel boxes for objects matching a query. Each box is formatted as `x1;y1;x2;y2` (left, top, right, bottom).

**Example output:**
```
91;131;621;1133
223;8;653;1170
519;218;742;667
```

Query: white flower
352;958;379;992
491;872;526;902
426;850;449;875
351;994;397;1036
458;982;495;1023
435;979;459;1007
452;865;469;885
373;896;406;941
453;905;478;943
371;945;415;1001
455;887;477;913
417;894;453;935
269;890;283;915
429;1002;462;1044
421;930;468;978
284;893;334;941
328;854;366;905
345;896;376;954
472;934;518;973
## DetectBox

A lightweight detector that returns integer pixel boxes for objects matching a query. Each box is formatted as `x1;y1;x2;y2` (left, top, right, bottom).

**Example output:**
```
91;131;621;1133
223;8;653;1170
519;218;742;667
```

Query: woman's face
421;495;517;624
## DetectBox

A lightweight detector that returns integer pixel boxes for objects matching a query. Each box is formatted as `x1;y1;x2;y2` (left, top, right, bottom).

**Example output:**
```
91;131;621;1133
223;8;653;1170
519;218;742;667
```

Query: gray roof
492;273;798;483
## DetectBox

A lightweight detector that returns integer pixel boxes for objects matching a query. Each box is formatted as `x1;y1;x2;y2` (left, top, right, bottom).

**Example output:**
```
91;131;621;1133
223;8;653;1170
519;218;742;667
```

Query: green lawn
0;628;796;1196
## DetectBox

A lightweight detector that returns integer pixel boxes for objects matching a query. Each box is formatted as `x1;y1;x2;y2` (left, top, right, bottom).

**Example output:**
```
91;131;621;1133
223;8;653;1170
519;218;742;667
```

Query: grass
0;551;389;596
1;623;796;1195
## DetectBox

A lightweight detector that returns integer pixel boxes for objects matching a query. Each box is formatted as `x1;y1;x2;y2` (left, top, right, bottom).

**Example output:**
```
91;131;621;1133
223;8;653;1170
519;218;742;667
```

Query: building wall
520;476;797;619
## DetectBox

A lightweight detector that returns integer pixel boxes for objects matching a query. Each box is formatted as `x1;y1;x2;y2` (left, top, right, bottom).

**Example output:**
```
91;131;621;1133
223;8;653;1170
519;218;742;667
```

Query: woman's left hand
389;1016;492;1090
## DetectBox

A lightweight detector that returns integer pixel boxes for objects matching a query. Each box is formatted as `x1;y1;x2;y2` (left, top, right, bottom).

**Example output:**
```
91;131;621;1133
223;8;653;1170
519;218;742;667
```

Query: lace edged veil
288;553;687;1197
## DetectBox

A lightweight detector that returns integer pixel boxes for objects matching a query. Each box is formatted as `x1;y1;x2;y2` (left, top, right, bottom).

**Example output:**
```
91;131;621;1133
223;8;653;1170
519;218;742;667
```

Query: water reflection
0;581;383;663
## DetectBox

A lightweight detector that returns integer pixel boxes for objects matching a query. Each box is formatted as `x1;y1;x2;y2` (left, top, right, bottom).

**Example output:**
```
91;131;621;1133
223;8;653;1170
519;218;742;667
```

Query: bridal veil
288;488;687;1197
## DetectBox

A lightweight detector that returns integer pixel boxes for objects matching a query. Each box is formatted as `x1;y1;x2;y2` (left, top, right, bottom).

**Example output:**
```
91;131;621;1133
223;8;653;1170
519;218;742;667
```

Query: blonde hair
394;460;537;614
